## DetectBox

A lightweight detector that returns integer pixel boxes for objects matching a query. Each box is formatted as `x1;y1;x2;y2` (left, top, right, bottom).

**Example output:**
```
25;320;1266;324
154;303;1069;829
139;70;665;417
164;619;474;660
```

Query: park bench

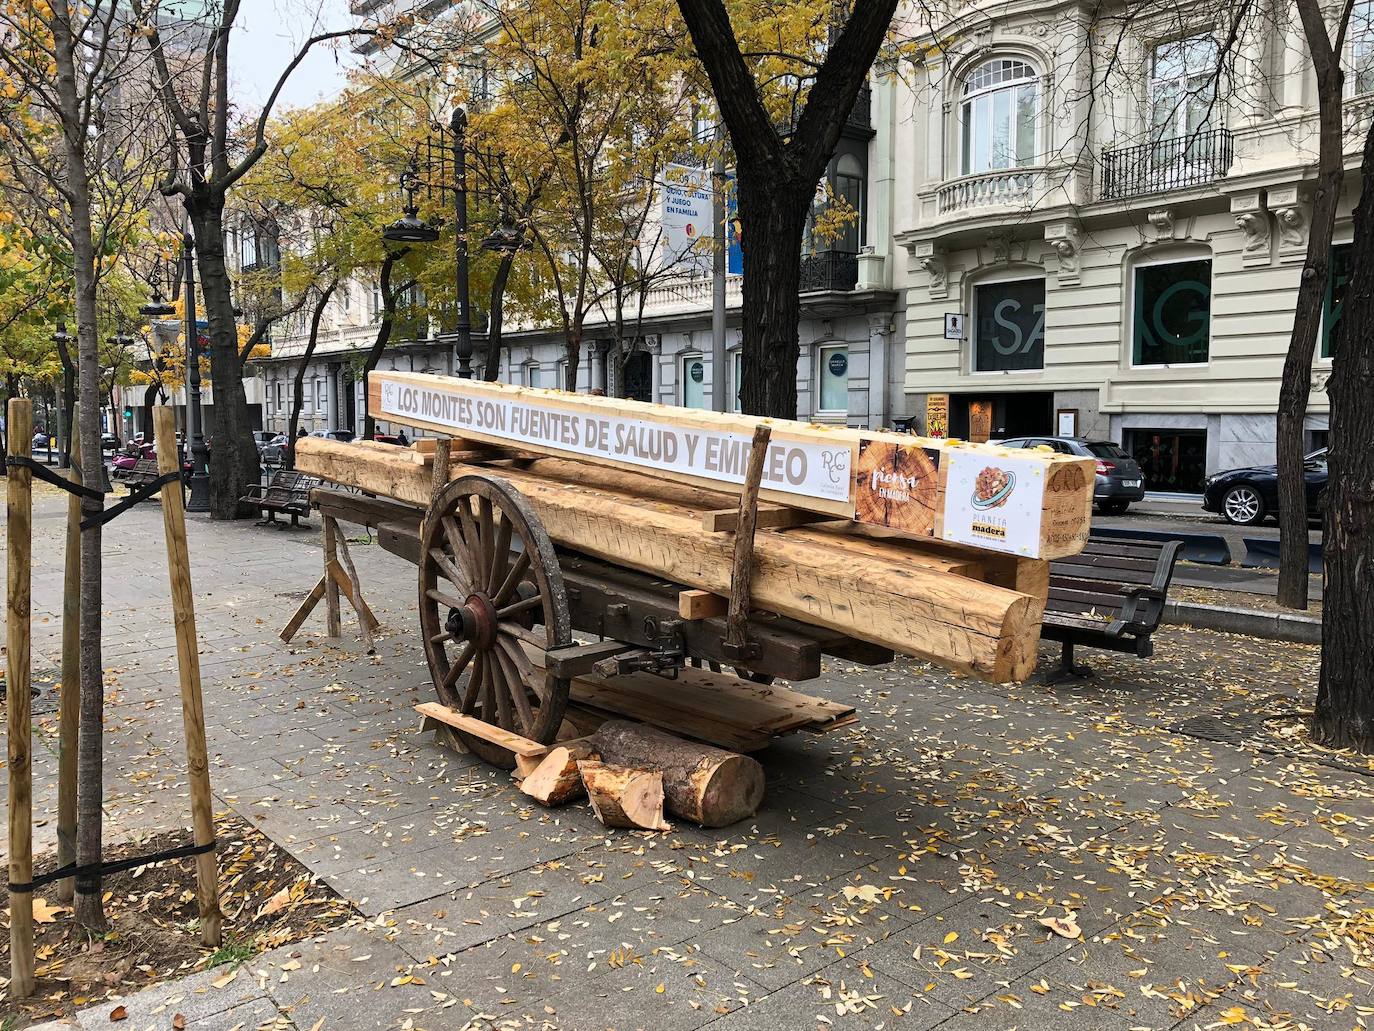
1040;533;1182;682
239;469;322;527
118;458;165;495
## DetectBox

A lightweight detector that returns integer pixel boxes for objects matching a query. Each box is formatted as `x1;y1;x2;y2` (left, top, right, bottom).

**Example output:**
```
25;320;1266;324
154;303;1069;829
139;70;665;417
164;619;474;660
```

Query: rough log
591;720;764;827
577;761;670;831
296;438;1041;681
520;742;599;806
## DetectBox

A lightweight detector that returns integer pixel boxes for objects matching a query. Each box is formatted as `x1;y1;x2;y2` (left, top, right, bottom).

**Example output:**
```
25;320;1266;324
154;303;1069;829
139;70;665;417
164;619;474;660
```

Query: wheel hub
446;592;499;650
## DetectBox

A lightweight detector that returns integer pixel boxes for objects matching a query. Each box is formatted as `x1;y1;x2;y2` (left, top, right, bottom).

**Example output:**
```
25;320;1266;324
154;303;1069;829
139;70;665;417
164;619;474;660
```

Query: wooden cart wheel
419;474;571;767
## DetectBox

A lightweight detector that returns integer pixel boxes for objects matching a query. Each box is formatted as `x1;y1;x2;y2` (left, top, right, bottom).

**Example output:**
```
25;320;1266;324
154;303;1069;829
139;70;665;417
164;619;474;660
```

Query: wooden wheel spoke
478;496;496;586
489;643;513;729
456;499;481;573
460;650;484;713
441;515;479;587
487;514;513;595
479;652;496;723
492;550;531;607
497;594;544;620
498;635;545;703
426;585;467;610
493;644;535;735
442;641;475;692
429;548;470;594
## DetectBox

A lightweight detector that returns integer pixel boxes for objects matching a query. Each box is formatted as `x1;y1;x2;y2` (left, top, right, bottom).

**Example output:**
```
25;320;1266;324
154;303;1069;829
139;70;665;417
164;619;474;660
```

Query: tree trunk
736;182;809;418
285;282;337;470
187;198;262;519
1277;3;1346;610
564;320;583;391
481;249;516;381
1311;121;1374;752
141;381;160;441
49;4;107;931
361;254;401;441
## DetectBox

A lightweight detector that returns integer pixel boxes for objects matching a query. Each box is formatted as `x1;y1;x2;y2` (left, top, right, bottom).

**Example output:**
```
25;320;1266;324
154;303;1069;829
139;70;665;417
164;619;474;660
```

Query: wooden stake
280;574;328;642
6;397;35;998
57;425;82;903
153;406;223;947
322;515;342;638
430;437;452;505
726;425;771;660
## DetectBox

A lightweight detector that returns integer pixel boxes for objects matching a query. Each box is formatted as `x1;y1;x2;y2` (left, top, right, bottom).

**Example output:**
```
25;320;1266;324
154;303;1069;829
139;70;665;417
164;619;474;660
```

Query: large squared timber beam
367;371;1093;561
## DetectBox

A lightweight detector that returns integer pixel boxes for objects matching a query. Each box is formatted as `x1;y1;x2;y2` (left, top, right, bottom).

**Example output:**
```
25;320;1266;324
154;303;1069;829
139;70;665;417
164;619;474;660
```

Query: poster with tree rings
852;439;940;534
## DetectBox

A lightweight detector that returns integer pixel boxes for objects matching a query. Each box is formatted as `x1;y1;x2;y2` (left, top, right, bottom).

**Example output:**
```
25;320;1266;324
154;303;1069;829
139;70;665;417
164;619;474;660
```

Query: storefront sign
940;449;1047;556
944;313;966;340
378;377;853;504
925;394;949;438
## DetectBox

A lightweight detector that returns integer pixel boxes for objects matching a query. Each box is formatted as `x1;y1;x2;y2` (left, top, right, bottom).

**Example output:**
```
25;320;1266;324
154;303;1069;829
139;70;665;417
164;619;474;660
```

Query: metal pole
452;107;474;379
710;126;728;413
182;232;211;512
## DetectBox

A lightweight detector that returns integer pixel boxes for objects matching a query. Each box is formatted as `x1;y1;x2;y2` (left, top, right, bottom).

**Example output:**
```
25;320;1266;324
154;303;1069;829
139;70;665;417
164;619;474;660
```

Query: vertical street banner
662;165;713;275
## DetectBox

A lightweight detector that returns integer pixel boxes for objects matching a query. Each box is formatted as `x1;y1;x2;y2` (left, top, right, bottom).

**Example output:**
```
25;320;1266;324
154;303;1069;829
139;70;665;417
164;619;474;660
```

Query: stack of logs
515;720;766;831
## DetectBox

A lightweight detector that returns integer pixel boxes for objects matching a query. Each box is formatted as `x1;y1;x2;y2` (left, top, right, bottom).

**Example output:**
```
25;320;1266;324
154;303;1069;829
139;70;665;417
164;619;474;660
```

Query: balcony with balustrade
1099;128;1235;201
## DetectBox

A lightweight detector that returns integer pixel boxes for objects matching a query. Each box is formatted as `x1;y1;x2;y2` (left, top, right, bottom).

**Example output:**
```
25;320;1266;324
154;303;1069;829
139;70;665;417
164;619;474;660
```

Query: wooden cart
292;374;1096;768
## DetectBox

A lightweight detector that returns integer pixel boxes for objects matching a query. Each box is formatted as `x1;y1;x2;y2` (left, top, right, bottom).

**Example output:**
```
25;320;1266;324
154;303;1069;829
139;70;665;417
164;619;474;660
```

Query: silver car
998;436;1146;515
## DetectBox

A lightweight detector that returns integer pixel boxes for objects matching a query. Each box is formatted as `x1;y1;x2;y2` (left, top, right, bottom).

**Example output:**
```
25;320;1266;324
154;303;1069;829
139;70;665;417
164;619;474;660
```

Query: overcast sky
231;0;359;113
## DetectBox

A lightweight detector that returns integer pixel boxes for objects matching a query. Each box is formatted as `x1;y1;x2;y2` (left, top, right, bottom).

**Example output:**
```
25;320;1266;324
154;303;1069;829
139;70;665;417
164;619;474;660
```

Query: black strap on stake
4;455;105;501
81;471;180;530
8;838;217;894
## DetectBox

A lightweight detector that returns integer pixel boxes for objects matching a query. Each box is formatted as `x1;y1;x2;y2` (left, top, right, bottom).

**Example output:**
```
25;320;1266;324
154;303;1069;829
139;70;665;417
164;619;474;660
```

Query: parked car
31;430;52;451
101;432;121;452
251;430;277;452
998;436;1146;515
310;429;356;443
1202;448;1327;526
371;433;407;446
261;434;289;465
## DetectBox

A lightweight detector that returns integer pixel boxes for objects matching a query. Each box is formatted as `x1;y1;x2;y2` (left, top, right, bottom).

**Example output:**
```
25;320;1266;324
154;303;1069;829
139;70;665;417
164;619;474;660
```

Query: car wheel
1097;500;1129;516
1222;484;1266;525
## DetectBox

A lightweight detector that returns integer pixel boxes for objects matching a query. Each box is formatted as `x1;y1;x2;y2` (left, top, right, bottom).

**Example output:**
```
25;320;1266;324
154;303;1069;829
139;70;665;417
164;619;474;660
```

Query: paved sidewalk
4;487;1369;1031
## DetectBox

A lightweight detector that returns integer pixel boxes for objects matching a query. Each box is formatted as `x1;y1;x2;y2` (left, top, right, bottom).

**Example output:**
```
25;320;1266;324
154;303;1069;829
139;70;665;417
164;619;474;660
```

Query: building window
680;354;706;408
1149;35;1218;153
959;58;1038;176
1323;243;1353;358
1351;0;1374;94
731;350;743;412
1124;428;1208;494
1132;258;1211;366
816;344;849;414
973;278;1045;372
314;378;327;413
275;382;283;412
524;362;545;388
832;154;864;252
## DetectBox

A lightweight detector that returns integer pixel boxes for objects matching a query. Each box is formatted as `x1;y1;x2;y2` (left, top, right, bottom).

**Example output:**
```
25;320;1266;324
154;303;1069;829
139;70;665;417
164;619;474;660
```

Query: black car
997;436;1146;515
1202;448;1327;525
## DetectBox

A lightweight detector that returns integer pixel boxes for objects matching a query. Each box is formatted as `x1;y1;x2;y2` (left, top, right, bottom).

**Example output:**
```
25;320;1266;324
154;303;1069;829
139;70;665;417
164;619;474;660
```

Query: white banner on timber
379;378;853;504
939;449;1046;556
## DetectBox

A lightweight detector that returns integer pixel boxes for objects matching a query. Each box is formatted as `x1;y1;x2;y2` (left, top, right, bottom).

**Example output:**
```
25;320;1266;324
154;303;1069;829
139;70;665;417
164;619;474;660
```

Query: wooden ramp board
413;702;550;757
548;661;858;752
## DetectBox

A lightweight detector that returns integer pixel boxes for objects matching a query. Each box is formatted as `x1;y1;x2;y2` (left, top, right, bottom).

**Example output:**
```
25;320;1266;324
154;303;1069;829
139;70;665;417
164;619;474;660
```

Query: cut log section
577;761;670;831
591;720;764;827
519;742;599;806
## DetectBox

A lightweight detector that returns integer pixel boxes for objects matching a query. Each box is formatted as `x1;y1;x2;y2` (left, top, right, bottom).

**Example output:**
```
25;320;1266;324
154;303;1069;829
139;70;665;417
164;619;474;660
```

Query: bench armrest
1119;585;1166;633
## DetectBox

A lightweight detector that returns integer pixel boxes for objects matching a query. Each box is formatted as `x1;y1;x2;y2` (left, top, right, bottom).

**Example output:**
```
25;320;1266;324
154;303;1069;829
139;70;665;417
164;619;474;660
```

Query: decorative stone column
866;313;892;430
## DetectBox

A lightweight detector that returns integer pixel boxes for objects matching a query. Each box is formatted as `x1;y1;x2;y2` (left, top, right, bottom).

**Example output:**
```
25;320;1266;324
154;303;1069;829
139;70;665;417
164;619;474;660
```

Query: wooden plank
367;370;1095;558
567;682;772;752
6;398;35;999
280;574;328;642
678;589;727;620
700;506;836;533
726;425;770;659
297;439;1042;682
154;407;223;947
322;516;342;638
414;702;550;757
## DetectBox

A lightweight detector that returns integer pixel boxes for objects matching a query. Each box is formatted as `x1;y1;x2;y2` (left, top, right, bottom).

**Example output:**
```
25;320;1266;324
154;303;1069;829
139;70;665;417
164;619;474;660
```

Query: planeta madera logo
971;466;1016;510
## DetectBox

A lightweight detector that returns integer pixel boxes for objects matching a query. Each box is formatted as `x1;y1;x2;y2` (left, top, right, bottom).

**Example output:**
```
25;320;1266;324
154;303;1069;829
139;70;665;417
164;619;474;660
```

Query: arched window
959;58;1038;175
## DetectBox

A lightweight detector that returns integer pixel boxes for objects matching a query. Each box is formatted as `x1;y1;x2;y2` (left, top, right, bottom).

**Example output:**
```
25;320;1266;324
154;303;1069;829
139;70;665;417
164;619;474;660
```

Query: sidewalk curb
1164;600;1321;644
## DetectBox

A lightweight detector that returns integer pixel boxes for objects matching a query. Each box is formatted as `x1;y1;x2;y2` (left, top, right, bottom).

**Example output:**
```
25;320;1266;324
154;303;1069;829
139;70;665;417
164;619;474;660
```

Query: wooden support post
57;425;82;902
322;515;342;638
6;397;35;998
430;437;452;505
725;425;771;660
152;407;223;947
280;574;328;643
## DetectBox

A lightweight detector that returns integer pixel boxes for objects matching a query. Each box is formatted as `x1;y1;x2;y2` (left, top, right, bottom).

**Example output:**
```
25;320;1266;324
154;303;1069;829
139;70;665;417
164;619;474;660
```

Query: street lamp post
451;107;474;380
106;332;134;441
52;322;71;467
179;233;211;512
